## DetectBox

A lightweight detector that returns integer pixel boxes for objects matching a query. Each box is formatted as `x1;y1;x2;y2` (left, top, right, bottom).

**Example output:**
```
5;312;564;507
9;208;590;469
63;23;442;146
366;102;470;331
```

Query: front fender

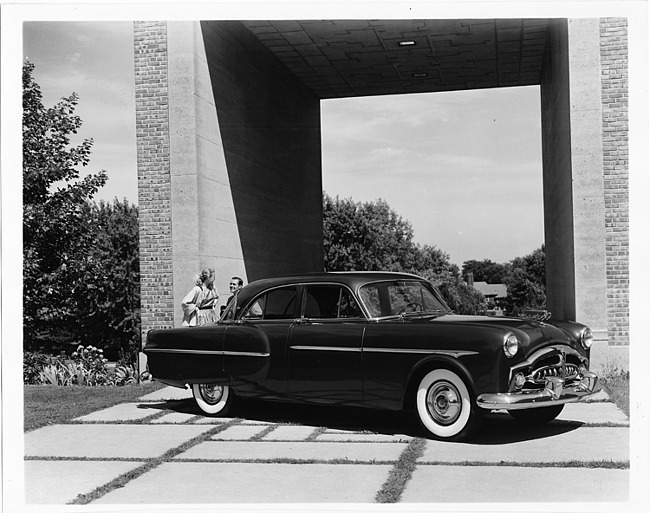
403;354;478;408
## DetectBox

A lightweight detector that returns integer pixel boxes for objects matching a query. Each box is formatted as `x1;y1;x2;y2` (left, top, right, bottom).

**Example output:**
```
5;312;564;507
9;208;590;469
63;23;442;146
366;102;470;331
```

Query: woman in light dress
181;268;219;326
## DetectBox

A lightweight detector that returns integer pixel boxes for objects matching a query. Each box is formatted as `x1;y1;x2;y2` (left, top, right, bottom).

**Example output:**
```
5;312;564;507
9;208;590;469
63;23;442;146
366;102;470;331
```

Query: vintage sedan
144;272;599;441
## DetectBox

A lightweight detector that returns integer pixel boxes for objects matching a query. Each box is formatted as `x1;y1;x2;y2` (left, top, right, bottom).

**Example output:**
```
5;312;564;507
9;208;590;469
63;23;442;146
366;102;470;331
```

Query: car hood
423;313;587;354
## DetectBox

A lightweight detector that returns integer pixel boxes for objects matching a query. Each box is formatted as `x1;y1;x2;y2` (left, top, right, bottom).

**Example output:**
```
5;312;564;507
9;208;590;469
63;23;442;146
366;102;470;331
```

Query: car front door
287;284;366;404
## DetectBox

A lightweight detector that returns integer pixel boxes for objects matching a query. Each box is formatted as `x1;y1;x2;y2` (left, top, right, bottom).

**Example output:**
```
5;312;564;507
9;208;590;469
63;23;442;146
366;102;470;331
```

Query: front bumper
476;371;599;410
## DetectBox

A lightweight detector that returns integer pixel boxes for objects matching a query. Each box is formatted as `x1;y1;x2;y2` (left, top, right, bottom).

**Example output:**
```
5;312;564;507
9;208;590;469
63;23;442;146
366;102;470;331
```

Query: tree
503;245;546;314
322;193;485;314
76;199;140;360
323;194;415;272
462;259;507;284
23;61;107;352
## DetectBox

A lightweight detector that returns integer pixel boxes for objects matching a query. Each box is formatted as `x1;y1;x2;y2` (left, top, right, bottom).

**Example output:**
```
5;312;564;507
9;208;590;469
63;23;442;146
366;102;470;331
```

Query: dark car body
144;272;599;440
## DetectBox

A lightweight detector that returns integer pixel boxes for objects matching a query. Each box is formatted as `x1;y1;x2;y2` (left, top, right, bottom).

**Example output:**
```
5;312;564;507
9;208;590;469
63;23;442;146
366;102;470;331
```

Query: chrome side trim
364;347;478;358
146;348;269;357
146;348;215;355
289;346;477;358
224;351;270;357
290;346;361;352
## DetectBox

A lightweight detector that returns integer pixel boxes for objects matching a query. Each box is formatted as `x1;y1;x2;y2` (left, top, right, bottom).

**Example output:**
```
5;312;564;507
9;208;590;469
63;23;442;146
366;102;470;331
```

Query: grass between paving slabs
375;437;427;503
24;381;165;432
69;420;241;505
24;373;630;504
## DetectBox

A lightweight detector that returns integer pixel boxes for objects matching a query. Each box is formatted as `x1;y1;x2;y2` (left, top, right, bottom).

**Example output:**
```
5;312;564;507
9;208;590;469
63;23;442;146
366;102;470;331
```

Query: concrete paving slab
488;402;629;426
175;440;407;462
24;460;143;505
402;465;629;502
75;402;161;422
94;462;393;503
194;416;237;424
211;425;270;440
419;427;629;464
239;419;274;425
150;412;199;424
585;389;611;402
317;432;412;443
25;424;215;459
138;386;193;401
558;402;629;424
260;425;318;441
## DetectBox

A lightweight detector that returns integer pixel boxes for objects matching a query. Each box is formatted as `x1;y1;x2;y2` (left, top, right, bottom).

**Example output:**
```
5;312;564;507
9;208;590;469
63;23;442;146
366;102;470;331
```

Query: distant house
472;281;508;315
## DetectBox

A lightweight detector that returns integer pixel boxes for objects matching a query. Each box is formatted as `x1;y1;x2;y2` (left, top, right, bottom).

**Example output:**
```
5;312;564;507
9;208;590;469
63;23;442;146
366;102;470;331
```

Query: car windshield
358;280;449;318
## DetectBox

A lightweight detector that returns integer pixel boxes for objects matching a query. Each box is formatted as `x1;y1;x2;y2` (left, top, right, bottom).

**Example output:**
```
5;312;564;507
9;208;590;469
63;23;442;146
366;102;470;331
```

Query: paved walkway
23;386;630;507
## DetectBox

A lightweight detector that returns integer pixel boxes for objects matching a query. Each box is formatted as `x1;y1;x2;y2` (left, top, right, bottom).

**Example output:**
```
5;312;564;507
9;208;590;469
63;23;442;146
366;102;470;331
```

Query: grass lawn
600;371;630;417
24;381;165;432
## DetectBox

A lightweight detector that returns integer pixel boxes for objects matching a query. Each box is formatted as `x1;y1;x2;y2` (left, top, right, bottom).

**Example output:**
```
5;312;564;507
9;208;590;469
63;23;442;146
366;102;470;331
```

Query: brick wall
134;21;174;343
600;17;629;346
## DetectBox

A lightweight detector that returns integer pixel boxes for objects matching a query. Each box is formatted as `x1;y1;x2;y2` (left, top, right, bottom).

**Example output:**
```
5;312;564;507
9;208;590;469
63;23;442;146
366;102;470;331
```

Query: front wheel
415;368;482;441
508;404;564;424
192;383;233;415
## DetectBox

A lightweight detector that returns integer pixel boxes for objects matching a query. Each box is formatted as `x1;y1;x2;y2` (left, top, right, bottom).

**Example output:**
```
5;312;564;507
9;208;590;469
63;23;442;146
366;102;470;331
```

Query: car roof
235;271;424;304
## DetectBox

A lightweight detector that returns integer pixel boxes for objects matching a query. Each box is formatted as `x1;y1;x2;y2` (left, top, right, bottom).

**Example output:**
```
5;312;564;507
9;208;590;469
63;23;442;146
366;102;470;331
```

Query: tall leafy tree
323;194;415;272
503;245;546;314
23;61;107;351
462;258;507;284
77;199;140;360
322;193;485;314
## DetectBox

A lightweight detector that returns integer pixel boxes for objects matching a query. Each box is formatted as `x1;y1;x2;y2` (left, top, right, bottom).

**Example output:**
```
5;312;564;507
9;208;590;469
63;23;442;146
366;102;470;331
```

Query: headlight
579;327;594;350
503;332;520;358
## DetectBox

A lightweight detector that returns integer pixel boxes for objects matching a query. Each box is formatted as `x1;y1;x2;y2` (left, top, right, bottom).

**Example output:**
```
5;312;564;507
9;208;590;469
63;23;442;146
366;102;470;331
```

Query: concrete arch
134;19;628;370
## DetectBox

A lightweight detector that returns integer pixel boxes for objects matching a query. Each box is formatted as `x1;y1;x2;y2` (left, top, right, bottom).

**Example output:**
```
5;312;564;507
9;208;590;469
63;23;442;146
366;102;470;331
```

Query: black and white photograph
2;1;648;512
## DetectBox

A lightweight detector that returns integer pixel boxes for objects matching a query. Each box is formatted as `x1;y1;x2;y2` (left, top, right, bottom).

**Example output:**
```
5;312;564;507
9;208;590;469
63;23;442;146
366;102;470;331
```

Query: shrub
23;346;140;387
24;351;51;384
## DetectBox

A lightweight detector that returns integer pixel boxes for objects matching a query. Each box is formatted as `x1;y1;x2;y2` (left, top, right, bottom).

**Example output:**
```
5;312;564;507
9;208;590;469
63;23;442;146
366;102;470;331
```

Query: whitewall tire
415;368;481;441
192;383;232;415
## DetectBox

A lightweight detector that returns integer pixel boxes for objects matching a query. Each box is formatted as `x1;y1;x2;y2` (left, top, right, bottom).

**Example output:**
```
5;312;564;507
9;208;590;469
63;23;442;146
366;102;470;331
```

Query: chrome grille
532;363;579;382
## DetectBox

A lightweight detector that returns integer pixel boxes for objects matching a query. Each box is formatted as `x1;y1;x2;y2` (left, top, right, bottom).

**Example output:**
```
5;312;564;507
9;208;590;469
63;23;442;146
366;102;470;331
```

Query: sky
21;19;544;267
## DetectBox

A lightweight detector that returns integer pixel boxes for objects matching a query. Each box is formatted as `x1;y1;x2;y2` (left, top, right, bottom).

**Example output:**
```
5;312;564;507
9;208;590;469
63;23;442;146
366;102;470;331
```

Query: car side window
243;287;297;320
358;285;382;317
303;285;363;319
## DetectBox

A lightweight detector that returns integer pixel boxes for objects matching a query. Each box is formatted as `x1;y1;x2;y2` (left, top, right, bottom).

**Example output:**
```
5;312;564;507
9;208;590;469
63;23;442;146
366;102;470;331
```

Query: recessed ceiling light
398;40;416;46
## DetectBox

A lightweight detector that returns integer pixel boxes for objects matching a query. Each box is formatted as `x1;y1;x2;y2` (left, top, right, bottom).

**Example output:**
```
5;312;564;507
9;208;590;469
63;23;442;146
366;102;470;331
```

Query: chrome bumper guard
476;371;599;410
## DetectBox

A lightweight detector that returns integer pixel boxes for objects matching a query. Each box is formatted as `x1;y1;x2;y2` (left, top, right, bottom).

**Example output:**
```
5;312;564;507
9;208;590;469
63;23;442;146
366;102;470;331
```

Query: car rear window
303;285;363;319
244;286;297;320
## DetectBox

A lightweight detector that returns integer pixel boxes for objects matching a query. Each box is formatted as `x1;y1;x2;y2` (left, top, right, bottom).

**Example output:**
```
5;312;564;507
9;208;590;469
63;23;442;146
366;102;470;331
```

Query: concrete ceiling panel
241;19;548;98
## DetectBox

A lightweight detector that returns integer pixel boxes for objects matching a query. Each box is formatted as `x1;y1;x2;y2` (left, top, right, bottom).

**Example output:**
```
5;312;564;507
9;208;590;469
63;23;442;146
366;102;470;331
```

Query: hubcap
427;381;461;425
199;384;224;405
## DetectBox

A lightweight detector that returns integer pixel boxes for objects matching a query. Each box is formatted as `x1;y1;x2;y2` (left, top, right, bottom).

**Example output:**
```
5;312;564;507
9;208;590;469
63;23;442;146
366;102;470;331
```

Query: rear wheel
508;404;564;424
415;368;482;441
192;383;233;415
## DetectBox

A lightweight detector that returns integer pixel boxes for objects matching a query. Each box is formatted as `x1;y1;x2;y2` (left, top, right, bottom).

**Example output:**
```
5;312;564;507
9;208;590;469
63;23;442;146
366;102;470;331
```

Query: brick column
600;18;629;347
134;21;174;344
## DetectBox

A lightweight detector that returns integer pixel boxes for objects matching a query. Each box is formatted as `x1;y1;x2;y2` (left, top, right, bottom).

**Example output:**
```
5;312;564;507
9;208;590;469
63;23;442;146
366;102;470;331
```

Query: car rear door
222;285;298;396
287;284;366;404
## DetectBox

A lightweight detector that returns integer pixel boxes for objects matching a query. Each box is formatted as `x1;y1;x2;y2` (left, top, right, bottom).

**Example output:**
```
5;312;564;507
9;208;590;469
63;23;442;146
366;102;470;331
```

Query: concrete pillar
541;19;609;356
167;21;247;324
199;21;323;281
567;18;608;342
136;21;324;331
